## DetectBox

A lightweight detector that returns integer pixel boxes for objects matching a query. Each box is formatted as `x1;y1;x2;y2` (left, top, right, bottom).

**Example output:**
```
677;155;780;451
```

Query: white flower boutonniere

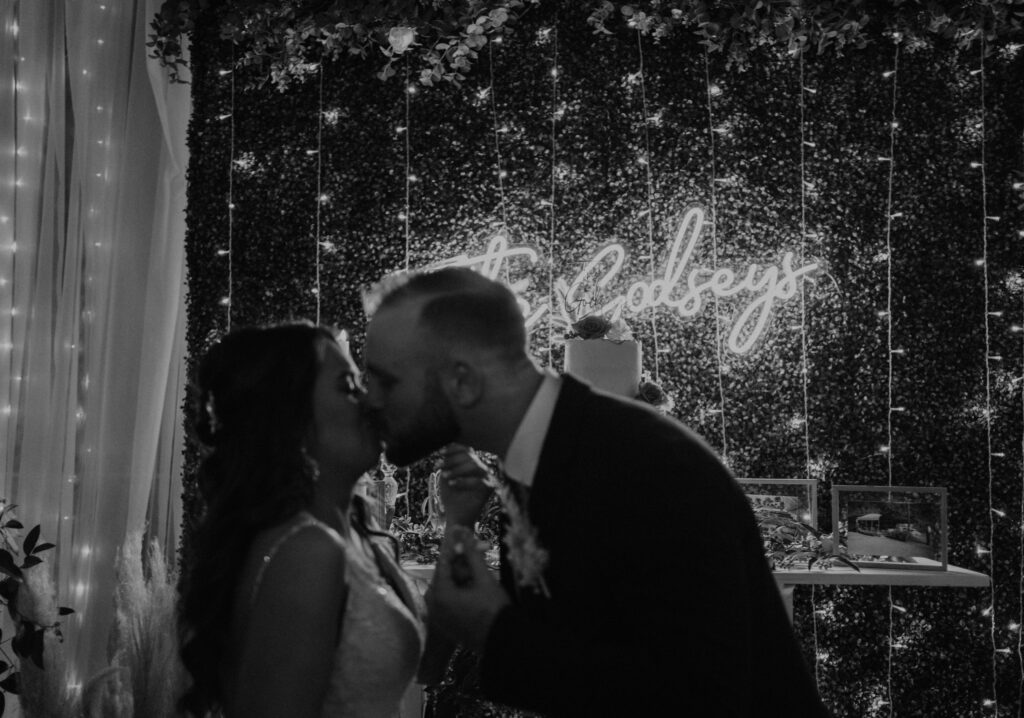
489;479;550;598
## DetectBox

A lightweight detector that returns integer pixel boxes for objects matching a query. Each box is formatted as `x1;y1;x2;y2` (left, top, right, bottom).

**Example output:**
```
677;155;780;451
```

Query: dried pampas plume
79;532;185;718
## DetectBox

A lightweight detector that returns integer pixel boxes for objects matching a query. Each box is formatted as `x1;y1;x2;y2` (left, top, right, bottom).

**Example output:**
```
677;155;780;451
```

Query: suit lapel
497;376;592;601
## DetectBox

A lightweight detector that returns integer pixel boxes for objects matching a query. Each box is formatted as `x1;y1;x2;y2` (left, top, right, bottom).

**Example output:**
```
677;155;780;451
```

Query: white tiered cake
563;338;642;398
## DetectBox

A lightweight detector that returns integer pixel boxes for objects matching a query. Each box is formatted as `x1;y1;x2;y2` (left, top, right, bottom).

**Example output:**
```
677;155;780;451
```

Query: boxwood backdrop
181;3;1024;716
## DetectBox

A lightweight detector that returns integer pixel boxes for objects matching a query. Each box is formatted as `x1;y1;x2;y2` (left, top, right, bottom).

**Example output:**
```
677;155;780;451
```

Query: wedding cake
564;338;642;398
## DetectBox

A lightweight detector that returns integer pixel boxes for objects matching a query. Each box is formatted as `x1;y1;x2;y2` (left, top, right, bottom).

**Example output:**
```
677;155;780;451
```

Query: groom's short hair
365;267;527;361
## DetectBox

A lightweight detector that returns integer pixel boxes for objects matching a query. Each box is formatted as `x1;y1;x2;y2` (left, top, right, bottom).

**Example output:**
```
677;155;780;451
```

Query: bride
178;322;460;717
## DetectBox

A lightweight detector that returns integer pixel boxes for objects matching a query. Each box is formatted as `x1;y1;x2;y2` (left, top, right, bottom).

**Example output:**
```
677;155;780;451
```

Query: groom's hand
429;526;510;653
439;444;494;528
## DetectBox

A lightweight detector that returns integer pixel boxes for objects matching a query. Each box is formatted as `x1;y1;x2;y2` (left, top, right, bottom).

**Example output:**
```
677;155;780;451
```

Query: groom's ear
442;360;483;408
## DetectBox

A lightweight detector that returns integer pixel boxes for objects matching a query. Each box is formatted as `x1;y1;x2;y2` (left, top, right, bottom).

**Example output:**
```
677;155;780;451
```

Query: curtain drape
0;0;189;690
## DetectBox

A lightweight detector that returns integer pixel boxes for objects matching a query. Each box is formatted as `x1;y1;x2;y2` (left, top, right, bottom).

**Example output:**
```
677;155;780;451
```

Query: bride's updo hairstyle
179;321;335;716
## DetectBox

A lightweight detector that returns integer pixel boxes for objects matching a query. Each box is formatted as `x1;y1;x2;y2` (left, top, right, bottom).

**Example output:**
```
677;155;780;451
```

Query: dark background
183;4;1024;715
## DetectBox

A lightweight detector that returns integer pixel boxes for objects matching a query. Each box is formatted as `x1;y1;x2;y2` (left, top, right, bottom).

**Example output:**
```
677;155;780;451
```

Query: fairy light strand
797;50;822;688
798;53;813;493
702;48;729;462
546;23;558;367
1018;113;1024;714
488;40;509;233
635;30;661;383
1;9;19;497
404;60;413;272
884;46;900;490
1018;74;1024;716
225;52;235;331
314;64;324;324
487;39;511;285
880;41;901;718
978;40;1000;717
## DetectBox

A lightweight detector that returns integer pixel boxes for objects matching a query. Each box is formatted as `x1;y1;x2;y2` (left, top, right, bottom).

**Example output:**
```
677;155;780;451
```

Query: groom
362;267;828;717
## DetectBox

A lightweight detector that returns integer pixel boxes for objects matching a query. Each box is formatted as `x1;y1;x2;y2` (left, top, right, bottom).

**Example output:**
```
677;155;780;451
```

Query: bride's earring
301;447;320;483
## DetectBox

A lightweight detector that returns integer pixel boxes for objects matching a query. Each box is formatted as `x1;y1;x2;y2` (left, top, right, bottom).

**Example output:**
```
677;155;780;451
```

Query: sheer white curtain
0;0;189;689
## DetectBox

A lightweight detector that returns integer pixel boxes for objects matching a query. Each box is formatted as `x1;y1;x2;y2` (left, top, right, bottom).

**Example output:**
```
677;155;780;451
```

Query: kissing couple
177;267;830;717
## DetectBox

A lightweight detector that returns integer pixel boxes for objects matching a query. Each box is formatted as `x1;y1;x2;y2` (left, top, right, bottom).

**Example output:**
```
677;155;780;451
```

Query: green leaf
0;671;19;694
32;542;55;554
2;521;22;530
22;526;39;556
19;556;41;570
58;607;75;616
11;626;31;661
0;577;17;602
0;552;22;580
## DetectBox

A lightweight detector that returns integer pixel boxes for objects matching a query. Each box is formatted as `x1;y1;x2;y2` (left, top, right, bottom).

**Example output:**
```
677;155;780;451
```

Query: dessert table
398;561;989;714
772;563;990;620
401;561;991;622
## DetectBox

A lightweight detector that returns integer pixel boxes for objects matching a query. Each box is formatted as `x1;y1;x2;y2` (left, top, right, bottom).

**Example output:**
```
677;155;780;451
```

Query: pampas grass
93;532;185;718
80;666;132;718
18;532;187;718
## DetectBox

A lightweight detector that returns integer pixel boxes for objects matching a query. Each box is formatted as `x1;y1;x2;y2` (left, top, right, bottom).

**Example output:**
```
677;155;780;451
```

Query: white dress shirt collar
501;370;562;488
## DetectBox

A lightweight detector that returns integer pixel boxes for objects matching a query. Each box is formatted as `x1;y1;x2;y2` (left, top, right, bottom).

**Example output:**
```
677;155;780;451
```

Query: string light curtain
0;0;189;686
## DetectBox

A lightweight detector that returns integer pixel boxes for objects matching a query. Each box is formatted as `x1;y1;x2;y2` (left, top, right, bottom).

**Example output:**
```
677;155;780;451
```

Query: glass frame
737;478;819;529
831;484;948;571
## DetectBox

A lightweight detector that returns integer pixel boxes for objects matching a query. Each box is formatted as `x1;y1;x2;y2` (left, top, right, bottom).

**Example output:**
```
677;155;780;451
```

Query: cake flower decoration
570;314;612;339
635;372;676;413
565;314;633;342
554;285;633;343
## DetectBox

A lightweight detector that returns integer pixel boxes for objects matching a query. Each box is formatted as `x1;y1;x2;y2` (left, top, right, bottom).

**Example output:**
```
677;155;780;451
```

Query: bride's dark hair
178;322;338;715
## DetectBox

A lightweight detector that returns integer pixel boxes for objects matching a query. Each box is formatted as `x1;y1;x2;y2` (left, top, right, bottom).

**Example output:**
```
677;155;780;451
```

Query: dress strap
250;515;334;609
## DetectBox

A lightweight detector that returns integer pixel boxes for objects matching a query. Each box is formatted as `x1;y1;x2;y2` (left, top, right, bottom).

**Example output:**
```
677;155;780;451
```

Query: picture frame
737;478;818;530
831;485;948;571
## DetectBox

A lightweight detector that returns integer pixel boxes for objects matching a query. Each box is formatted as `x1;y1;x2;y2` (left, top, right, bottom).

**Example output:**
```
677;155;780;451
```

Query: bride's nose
362;375;385;410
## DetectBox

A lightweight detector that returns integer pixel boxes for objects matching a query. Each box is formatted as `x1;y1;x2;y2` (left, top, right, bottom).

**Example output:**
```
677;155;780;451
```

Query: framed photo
831;485;948;571
737;478;818;529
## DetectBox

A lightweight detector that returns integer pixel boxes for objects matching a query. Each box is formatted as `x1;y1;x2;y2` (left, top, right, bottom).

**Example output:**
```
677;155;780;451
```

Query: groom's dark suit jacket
479;375;829;717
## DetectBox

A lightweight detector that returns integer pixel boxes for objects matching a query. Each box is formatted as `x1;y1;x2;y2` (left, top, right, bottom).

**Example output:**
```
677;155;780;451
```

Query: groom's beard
382;373;459;467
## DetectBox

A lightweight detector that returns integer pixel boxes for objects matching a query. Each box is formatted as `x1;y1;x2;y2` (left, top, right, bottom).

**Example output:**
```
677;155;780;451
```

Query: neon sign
432;205;819;355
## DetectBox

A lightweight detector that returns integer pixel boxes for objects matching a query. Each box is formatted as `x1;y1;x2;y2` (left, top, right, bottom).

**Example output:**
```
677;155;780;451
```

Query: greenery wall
182;3;1024;716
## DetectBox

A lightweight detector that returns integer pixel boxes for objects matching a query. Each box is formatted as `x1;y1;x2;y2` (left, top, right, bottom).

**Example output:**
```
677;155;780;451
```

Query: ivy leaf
11;625;31;660
22;526;39;557
0;671;19;694
0;577;18;602
0;552;22;580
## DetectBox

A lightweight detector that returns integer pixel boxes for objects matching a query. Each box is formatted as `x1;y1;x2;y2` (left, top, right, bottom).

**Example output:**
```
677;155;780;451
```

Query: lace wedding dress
257;514;425;718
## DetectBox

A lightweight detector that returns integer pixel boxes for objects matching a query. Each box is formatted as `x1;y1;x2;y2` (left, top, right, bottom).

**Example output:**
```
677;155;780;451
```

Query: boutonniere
489;478;551;598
